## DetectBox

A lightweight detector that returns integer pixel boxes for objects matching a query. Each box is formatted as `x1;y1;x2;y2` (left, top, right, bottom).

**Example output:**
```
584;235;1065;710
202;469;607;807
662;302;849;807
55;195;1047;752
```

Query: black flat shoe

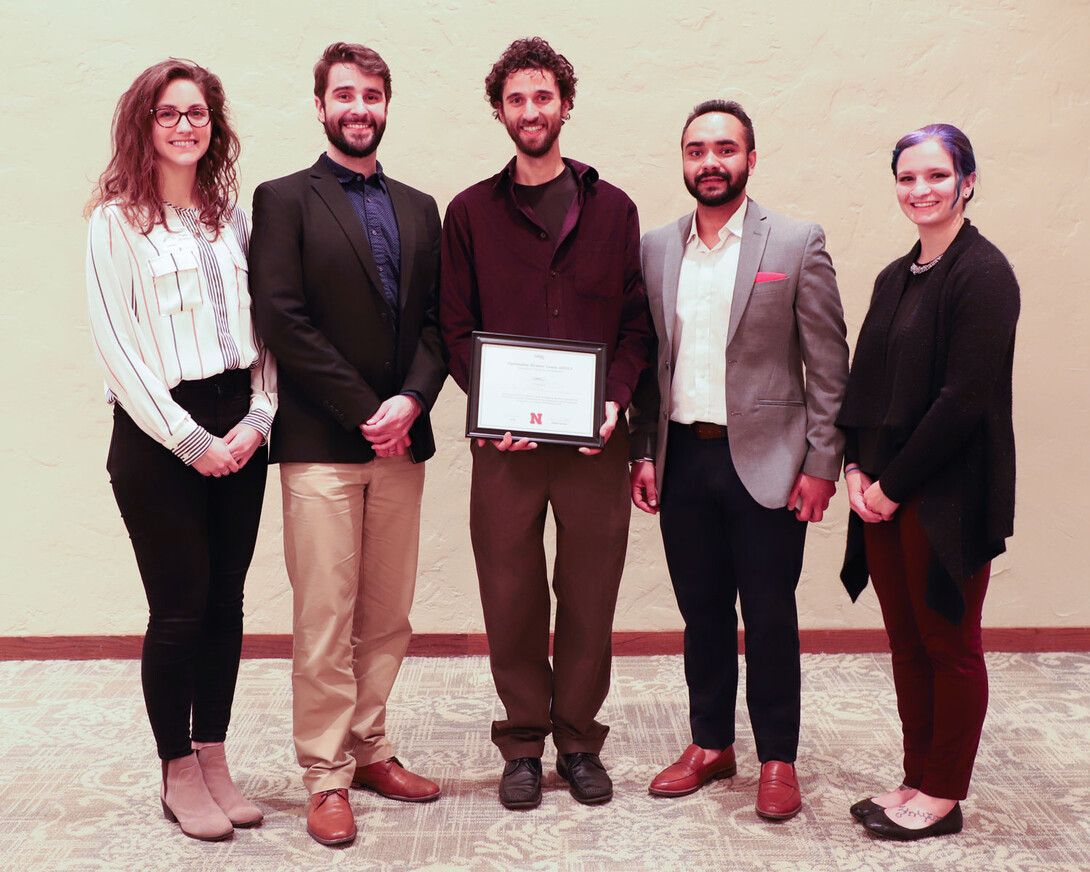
850;798;883;821
863;802;963;841
557;752;613;805
499;757;542;810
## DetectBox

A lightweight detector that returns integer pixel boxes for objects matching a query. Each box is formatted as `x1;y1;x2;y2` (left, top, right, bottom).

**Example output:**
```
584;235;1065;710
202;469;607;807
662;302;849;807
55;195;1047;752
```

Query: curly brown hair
86;59;240;235
485;37;577;120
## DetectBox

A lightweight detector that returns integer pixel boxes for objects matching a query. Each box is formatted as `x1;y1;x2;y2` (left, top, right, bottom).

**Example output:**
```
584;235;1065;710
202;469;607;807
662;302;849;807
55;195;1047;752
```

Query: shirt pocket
573;242;622;300
226;243;252;309
148;251;203;316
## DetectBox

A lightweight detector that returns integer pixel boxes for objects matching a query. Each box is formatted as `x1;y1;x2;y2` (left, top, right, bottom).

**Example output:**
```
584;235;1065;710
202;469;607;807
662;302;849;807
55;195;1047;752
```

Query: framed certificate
466;332;607;448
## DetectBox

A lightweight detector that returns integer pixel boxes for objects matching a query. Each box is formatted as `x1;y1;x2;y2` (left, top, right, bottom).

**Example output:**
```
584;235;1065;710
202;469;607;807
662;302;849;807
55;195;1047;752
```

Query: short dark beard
505;116;562;159
685;167;748;207
324;115;385;159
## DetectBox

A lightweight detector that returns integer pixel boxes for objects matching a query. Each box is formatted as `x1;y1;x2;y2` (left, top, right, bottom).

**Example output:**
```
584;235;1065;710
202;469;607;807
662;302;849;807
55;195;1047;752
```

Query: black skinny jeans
107;370;267;761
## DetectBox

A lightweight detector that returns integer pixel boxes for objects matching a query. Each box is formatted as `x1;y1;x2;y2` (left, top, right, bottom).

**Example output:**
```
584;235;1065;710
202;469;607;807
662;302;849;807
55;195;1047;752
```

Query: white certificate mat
466;333;606;447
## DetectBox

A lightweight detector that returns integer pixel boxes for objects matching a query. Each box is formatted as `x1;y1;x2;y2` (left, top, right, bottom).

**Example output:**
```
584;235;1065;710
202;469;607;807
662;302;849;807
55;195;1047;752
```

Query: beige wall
2;0;1086;636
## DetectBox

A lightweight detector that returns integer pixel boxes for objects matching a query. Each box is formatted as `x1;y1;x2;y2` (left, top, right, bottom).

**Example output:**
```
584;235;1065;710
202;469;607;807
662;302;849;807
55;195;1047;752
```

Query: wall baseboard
2;627;1089;661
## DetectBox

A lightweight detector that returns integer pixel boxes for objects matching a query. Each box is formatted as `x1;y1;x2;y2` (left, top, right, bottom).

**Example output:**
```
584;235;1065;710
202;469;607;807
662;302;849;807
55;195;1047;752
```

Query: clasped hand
191;423;263;477
845;469;900;522
361;395;421;457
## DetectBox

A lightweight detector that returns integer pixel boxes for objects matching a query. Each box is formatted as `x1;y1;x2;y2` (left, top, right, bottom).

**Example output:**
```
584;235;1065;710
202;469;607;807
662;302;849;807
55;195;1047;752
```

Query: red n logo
530;412;543;425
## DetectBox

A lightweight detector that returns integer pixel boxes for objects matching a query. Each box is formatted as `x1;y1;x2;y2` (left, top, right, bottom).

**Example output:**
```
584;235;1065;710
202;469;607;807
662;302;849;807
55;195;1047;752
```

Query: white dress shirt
670;199;748;425
86;203;276;464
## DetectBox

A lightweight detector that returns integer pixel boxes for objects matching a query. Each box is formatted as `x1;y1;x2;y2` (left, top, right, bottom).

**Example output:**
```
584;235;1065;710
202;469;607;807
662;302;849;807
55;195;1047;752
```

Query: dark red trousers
863;499;990;800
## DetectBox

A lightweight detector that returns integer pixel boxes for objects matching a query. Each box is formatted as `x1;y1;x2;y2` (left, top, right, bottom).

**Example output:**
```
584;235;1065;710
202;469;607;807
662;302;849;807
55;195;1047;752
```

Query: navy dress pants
659;423;806;763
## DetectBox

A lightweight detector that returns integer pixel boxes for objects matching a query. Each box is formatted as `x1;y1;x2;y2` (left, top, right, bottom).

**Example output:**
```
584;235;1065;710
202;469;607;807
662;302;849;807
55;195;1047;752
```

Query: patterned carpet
1;653;1086;872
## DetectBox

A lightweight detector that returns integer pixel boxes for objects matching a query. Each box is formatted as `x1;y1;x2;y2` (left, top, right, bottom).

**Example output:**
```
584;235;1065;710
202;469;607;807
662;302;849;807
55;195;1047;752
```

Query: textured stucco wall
2;0;1086;636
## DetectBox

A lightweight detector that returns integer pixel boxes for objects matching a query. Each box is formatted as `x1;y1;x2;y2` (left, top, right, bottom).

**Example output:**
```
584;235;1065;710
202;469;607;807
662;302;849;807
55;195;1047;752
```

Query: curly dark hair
485;37;577;120
86;59;240;235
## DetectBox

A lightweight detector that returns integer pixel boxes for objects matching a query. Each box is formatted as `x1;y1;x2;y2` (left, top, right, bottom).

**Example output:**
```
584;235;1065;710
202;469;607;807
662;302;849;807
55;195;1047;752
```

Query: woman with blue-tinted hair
836;124;1019;840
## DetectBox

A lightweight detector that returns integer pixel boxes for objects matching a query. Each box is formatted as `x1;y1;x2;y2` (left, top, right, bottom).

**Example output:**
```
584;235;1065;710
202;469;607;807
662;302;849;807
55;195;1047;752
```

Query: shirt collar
322;153;388;192
685;198;748;251
492;156;598;192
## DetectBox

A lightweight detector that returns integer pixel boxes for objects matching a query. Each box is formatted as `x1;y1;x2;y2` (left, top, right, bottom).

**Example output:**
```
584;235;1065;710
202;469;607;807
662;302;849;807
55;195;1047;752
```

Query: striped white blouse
86;202;277;464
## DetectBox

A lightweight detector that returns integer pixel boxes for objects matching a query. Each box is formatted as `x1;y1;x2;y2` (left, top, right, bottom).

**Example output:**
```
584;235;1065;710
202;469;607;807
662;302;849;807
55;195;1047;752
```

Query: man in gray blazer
629;100;848;820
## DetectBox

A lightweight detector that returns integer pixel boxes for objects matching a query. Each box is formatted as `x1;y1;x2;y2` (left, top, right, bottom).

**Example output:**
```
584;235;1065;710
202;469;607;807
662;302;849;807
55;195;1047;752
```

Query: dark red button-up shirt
440;158;652;409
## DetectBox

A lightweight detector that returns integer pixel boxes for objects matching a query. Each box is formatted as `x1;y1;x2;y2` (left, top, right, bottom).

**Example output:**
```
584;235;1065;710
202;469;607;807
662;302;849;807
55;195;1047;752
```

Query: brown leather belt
688;421;728;439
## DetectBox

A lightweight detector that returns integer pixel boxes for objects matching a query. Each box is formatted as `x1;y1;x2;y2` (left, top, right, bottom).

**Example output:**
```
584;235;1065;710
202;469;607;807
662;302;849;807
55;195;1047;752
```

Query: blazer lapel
308;161;386;296
727;198;769;347
662;213;689;361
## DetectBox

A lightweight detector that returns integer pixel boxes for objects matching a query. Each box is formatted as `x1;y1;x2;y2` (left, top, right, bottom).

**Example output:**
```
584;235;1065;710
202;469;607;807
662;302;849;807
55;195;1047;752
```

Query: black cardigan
837;220;1020;623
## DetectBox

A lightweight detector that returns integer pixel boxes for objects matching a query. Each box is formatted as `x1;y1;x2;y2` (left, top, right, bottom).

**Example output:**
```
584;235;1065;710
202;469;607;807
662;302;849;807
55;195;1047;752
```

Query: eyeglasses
150;106;212;128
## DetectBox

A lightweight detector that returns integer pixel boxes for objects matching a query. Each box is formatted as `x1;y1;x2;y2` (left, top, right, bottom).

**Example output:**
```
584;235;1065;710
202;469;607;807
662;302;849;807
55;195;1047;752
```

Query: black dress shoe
499;757;542;810
863;802;963;840
557;753;613;805
849;798;883;821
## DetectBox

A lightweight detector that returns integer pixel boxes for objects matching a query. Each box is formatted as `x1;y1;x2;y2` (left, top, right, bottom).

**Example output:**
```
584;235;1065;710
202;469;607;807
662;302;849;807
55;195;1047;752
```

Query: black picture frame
466;331;607;448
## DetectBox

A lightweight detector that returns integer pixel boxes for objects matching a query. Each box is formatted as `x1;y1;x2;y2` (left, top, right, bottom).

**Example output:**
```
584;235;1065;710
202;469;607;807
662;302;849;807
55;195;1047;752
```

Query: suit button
550;270;558;277
730;410;742;417
727;359;737;365
552;308;559;316
540;231;548;239
384;361;393;372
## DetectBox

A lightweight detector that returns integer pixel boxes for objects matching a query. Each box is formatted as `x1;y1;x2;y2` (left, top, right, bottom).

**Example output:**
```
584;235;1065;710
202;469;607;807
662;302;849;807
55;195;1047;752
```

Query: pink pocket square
755;271;787;283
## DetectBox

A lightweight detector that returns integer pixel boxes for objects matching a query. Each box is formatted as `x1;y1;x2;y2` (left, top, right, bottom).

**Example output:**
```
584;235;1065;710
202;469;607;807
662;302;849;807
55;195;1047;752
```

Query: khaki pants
281;457;425;793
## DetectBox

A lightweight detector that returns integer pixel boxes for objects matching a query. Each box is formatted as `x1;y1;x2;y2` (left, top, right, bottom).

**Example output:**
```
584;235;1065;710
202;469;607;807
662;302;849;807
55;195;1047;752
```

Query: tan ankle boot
193;742;263;827
161;753;233;841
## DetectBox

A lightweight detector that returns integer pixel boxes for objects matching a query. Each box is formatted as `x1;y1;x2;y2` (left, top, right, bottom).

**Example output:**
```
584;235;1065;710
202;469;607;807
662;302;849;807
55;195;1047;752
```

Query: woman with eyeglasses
836;124;1019;840
86;59;275;841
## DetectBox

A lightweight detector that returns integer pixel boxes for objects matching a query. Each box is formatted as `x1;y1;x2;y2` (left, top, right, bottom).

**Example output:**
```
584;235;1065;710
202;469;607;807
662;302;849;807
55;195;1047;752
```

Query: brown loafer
351;757;440;802
306;788;356;846
755;761;802;820
649;744;737;797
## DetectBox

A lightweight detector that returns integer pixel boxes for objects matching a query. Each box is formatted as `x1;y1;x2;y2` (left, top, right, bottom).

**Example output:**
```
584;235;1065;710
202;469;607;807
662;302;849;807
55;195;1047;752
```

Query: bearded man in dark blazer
250;42;445;847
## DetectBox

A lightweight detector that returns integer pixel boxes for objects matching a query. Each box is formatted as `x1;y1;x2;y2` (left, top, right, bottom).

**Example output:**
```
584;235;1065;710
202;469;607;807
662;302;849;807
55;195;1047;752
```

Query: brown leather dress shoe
649;744;737;797
756;761;802;820
351;757;440;802
306;788;356;846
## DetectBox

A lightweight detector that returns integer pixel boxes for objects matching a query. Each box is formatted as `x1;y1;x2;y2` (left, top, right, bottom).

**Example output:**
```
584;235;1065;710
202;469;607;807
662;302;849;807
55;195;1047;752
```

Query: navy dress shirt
323;154;402;331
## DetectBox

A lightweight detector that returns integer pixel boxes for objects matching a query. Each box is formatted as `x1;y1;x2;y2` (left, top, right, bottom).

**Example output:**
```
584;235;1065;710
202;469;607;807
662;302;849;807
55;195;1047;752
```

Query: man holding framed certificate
440;37;652;810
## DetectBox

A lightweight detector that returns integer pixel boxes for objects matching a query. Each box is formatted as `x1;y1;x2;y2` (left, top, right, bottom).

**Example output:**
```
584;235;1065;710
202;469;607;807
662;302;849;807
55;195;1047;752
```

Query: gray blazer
630;198;849;508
